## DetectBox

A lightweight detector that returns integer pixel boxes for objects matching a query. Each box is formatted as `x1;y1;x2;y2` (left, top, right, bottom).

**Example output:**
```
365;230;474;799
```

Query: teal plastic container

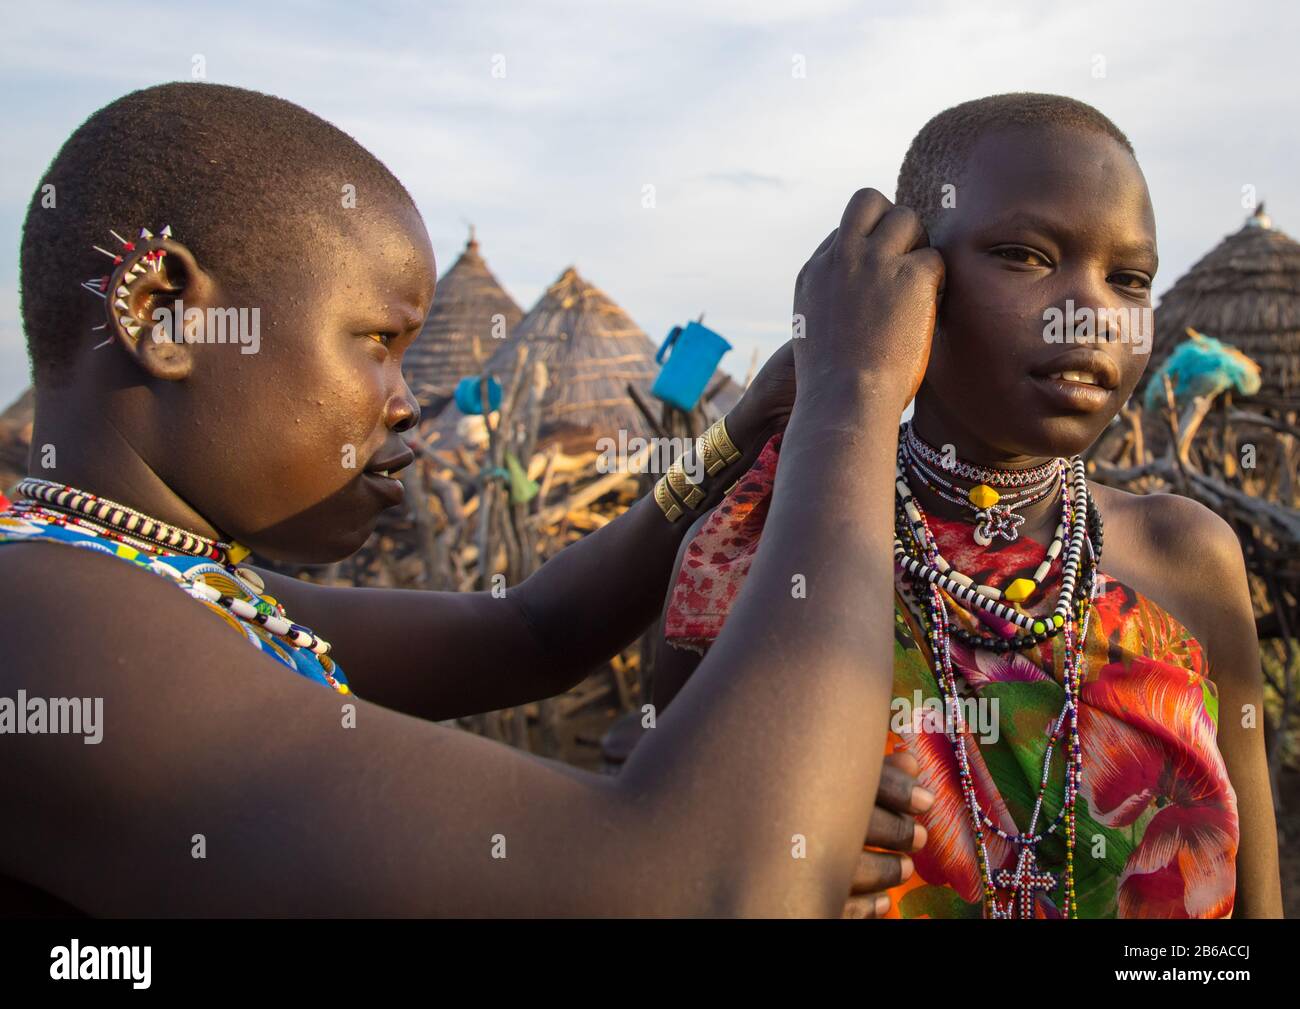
454;374;503;415
651;322;731;411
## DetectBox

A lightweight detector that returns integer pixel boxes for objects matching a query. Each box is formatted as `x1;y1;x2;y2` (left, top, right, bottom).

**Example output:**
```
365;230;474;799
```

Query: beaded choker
14;477;249;565
903;424;1063;547
903;423;1060;486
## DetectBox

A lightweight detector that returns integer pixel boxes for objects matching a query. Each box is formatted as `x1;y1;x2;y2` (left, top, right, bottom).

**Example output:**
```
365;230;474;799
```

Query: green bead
1032;620;1046;634
1053;614;1065;628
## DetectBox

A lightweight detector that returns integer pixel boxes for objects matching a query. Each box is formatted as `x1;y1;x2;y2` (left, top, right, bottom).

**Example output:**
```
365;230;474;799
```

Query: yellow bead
968;484;1000;509
1003;578;1037;602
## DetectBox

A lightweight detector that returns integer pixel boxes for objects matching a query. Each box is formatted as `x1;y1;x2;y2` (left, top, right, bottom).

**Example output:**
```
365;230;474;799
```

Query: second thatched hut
403;230;524;419
439;265;661;453
1143;205;1300;409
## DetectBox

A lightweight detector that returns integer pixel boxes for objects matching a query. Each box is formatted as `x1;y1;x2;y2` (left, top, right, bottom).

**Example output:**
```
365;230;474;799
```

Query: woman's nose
387;385;421;433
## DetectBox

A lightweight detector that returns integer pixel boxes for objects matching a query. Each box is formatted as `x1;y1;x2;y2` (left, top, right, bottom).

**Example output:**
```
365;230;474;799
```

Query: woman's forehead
294;202;437;313
949;126;1156;243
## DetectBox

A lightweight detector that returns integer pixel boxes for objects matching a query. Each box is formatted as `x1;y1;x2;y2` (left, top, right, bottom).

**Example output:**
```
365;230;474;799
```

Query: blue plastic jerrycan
454;374;503;416
651;321;732;412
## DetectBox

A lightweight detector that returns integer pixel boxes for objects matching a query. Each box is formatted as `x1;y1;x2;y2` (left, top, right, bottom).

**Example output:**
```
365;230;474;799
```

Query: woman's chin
238;516;379;566
1026;412;1116;459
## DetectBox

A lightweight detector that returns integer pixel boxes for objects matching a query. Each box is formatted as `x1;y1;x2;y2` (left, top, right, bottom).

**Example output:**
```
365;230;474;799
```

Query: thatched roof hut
1144;205;1300;407
436;266;660;452
403;230;524;417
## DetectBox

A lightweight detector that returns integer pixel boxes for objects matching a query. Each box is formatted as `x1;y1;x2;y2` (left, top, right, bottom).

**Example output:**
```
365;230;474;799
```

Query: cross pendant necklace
992;847;1058;919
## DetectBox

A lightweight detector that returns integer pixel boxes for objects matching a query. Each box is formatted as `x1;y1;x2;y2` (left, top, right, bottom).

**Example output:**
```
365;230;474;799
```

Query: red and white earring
85;225;173;347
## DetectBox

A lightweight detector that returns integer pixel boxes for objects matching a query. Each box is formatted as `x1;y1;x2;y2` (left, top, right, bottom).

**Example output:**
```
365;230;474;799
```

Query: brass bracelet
666;459;706;508
709;416;742;465
698;416;743;476
654;476;685;522
656;416;744;522
697;432;726;476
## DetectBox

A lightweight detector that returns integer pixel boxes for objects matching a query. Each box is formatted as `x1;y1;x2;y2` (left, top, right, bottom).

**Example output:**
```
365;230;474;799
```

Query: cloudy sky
1;0;1296;406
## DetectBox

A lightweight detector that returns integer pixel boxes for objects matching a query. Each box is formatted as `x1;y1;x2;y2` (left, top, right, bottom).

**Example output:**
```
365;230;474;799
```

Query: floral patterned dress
664;434;1238;918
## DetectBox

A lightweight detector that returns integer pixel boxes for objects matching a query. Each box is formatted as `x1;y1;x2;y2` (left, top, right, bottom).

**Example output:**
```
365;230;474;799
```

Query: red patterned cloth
664;432;1238;918
664;433;784;650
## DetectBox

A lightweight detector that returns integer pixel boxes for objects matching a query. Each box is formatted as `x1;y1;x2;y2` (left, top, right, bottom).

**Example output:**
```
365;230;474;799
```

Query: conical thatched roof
403;230;523;415
1145;205;1300;405
436;266;659;451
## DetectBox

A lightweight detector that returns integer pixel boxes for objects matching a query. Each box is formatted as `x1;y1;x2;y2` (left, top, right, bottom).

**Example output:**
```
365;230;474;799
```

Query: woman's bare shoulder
1087;479;1237;558
0;539;235;690
1088;479;1254;675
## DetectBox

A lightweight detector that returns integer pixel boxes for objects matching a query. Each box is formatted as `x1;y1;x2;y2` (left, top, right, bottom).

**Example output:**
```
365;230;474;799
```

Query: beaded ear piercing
84;224;173;347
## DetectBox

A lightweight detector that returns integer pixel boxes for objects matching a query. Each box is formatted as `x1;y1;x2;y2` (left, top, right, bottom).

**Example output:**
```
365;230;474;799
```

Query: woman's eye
367;332;394;346
993;246;1048;267
1110;272;1152;291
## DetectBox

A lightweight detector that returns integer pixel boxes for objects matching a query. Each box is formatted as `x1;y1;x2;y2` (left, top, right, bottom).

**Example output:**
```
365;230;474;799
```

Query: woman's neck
907;394;1065;547
26;386;225;542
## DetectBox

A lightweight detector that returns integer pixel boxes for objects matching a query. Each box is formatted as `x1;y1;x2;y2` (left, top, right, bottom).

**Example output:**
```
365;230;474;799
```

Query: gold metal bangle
698;431;727;476
709;416;742;465
666;460;705;508
699;417;742;476
654;476;684;522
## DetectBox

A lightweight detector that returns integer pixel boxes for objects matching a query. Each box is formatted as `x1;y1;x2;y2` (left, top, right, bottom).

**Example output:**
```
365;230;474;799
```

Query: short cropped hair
895;92;1135;233
20;82;415;386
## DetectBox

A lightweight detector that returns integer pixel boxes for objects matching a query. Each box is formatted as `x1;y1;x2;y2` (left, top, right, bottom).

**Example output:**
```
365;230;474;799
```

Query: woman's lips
360;470;406;506
1031;373;1114;412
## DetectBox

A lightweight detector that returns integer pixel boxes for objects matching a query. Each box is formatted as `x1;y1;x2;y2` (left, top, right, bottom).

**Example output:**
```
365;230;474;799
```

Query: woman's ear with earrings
83;225;211;381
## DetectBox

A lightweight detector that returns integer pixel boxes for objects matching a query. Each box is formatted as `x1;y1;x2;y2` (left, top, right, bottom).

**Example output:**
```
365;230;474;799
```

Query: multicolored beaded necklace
903;431;1060;546
894;446;1090;637
893;421;1102;918
9;477;334;659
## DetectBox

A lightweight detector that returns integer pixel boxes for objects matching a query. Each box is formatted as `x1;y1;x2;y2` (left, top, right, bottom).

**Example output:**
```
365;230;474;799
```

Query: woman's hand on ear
793;188;944;412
